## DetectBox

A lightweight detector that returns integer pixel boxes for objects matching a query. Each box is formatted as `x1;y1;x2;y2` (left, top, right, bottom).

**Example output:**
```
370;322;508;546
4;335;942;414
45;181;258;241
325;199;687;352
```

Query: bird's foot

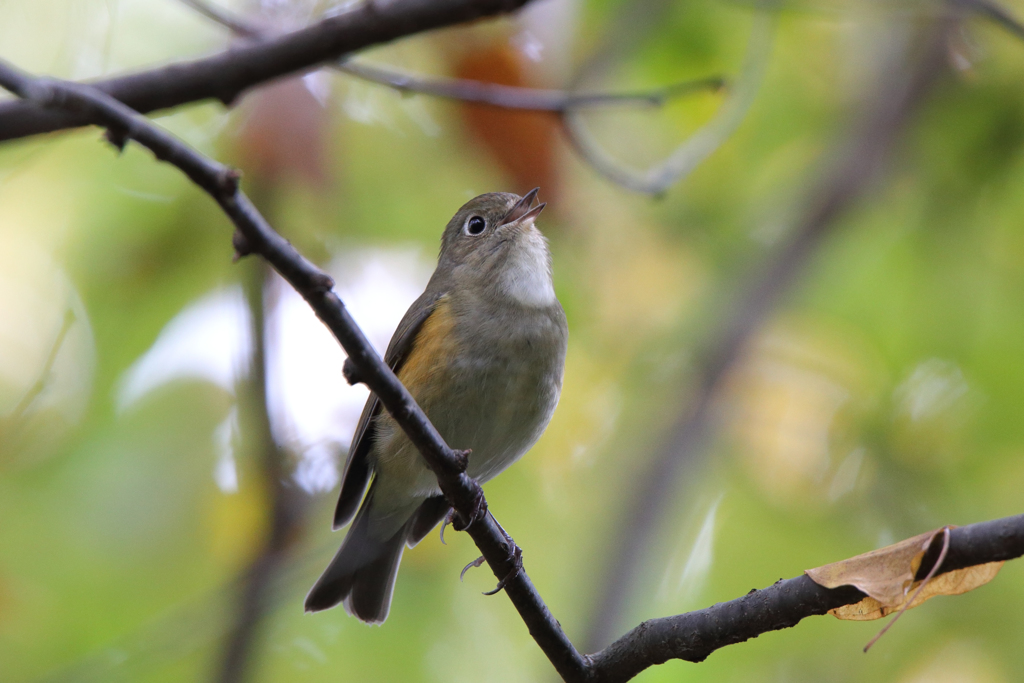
451;480;486;531
482;544;523;596
457;512;523;596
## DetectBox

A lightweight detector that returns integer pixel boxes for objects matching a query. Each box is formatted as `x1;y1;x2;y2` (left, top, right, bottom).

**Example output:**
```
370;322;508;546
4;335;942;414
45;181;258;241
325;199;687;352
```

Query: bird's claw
482;544;523;596
439;509;456;545
458;520;523;597
460;555;485;582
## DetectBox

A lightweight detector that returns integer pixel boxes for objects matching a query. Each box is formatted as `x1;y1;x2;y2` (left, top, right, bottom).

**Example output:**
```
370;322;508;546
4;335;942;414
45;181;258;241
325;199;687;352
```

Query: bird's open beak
500;187;544;227
517;202;546;227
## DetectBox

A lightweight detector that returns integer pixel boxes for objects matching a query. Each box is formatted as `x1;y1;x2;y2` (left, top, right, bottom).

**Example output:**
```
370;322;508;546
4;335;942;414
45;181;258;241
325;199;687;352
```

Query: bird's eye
465;216;486;236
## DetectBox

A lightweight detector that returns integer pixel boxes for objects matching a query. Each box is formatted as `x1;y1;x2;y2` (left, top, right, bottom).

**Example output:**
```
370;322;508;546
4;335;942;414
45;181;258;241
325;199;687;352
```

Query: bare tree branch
2;11;1021;682
0;60;589;683
175;0;726;112
173;0;725;113
588;513;1024;683
335;60;725;112
0;0;536;143
584;14;954;651
174;0;731;196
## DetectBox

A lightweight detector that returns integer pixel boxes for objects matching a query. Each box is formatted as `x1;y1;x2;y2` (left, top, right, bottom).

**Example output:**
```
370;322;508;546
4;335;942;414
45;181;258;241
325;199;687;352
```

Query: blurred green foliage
1;1;1024;682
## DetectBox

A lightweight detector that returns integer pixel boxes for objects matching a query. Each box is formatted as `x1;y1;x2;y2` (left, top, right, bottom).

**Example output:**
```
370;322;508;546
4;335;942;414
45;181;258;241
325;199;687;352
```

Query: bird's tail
304;490;410;624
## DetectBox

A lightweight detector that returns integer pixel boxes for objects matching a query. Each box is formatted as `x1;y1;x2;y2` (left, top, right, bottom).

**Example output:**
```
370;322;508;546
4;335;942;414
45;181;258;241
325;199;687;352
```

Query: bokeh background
2;0;1024;682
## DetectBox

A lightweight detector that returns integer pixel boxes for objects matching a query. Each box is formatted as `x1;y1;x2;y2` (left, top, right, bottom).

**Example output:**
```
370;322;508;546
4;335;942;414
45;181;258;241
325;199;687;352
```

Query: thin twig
175;0;727;112
173;0;725;112
174;0;731;195
562;9;774;195
336;60;725;112
178;0;261;37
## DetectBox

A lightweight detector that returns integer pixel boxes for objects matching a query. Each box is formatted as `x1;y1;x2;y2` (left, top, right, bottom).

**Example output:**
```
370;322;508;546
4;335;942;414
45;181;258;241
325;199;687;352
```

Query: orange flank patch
398;297;458;405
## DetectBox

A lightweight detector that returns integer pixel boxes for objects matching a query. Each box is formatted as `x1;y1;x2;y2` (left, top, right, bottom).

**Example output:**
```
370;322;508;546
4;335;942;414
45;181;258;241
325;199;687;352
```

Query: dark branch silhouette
0;0;536;143
0;59;588;683
954;0;1024;39
588;513;1024;683
177;0;726;113
2;9;1024;683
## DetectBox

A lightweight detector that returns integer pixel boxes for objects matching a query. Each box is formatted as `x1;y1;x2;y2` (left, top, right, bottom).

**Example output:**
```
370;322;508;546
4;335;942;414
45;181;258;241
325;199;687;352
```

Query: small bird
305;190;568;623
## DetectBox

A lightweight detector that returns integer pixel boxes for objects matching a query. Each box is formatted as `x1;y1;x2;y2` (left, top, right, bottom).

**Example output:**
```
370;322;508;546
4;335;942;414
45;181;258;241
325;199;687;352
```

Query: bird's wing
332;288;446;529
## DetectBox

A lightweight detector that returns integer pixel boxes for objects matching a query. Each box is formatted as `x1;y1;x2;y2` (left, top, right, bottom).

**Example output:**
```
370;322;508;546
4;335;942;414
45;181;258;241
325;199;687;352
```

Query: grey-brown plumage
305;191;568;623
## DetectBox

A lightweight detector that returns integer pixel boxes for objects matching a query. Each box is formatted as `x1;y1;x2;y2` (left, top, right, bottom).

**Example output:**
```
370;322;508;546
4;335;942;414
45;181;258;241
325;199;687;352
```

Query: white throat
501;229;556;307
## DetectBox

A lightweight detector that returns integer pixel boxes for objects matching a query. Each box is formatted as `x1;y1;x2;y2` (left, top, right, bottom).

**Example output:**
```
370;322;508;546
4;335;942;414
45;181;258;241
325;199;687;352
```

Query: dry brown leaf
806;527;1005;621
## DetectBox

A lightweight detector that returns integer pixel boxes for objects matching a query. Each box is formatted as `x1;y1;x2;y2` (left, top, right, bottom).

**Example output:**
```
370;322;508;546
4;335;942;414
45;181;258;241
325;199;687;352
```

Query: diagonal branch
0;0;536;143
1;10;1020;683
0;60;589;683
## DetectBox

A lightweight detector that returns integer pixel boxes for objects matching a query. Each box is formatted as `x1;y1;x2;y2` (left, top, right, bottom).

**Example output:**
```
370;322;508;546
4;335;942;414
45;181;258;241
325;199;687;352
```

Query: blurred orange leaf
450;43;560;201
806;527;1004;621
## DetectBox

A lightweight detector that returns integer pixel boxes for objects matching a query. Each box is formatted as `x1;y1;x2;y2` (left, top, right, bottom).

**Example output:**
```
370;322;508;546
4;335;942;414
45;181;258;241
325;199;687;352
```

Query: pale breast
447;303;567;482
371;289;567;505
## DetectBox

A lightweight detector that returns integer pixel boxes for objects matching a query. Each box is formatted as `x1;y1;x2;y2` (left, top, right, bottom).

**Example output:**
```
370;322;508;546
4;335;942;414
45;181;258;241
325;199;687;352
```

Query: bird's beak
500;187;541;227
517;202;546;228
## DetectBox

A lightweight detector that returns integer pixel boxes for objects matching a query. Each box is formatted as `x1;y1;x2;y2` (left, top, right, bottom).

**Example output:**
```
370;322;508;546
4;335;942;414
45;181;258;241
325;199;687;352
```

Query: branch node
103;127;130;153
450;448;471;474
342;357;365;386
232;229;253;262
309;272;335;293
218;167;242;195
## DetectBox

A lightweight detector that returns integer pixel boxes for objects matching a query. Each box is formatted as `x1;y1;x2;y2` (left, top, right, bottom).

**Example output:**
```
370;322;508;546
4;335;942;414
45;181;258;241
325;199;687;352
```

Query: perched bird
305;190;568;623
